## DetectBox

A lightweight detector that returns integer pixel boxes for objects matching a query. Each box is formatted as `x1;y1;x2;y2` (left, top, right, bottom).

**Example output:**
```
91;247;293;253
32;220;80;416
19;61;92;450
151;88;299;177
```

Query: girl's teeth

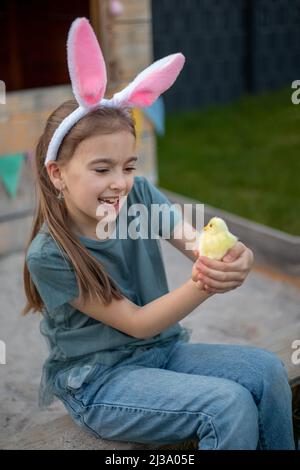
98;198;118;204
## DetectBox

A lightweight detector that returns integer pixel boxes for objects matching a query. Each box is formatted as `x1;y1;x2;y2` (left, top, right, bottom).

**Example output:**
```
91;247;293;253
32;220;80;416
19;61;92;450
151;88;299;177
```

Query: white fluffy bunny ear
67;17;107;108
111;53;185;108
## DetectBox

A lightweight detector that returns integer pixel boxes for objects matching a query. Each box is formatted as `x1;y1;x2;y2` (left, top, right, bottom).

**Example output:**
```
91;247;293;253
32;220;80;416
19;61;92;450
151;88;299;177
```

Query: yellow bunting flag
132;108;143;148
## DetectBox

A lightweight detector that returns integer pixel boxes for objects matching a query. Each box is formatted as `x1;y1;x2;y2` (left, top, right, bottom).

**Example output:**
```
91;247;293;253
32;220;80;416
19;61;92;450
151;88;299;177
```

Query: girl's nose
110;174;127;191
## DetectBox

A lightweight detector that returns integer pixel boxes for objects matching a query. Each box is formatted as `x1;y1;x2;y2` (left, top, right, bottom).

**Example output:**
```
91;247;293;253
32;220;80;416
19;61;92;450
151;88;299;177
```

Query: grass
156;87;300;236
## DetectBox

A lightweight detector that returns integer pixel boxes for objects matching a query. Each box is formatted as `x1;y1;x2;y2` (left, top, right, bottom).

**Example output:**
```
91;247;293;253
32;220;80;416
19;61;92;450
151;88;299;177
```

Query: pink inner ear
129;89;156;107
69;18;107;107
125;53;185;108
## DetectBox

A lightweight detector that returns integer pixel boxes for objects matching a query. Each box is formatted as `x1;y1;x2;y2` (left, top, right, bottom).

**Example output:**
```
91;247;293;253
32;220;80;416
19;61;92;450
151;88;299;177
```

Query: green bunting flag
0;153;24;198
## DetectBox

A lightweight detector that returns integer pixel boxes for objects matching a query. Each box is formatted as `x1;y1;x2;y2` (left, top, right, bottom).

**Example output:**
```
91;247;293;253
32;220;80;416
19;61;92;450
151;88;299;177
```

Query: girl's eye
125;167;137;172
94;167;137;174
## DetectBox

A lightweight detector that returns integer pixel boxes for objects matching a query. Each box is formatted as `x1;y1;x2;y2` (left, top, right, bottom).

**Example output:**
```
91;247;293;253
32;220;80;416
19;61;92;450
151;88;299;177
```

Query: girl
22;18;294;450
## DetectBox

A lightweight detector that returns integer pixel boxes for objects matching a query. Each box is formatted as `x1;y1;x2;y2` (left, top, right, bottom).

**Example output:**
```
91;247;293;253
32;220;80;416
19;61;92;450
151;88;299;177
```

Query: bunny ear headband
45;17;185;166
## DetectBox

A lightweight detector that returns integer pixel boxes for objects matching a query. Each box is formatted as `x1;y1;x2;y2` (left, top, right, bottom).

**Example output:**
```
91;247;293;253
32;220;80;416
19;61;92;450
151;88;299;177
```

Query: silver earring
57;187;65;201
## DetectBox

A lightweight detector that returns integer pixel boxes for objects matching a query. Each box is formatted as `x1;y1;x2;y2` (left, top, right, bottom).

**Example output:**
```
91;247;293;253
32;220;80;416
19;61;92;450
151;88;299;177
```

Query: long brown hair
22;99;136;315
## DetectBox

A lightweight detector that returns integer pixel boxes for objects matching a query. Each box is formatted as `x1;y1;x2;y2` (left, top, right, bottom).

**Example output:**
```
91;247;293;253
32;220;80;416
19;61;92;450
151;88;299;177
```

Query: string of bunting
0;97;165;199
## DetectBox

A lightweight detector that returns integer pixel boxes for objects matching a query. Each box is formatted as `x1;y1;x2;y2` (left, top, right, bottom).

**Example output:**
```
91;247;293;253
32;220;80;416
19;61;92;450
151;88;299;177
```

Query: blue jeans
53;340;295;450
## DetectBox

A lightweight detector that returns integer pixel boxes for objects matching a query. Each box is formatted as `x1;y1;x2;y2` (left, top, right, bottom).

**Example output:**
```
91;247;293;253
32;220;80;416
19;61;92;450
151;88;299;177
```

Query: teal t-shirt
26;176;190;407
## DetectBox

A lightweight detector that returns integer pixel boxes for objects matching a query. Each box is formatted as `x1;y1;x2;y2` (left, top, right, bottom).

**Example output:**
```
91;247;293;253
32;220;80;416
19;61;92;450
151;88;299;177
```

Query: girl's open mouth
97;197;120;210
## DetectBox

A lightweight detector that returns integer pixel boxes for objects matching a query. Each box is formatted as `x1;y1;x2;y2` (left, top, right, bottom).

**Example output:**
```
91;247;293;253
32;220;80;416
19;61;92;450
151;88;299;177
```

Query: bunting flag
143;96;165;136
0;153;24;198
0;98;165;200
25;149;35;171
132;107;143;147
132;97;165;148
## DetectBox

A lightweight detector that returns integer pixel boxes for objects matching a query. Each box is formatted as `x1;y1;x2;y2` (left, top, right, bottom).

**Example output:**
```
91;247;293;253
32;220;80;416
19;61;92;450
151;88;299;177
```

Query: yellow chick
198;217;238;260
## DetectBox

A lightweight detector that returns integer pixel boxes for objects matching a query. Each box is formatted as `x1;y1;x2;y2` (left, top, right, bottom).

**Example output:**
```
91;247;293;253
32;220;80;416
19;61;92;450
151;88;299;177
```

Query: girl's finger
205;287;233;294
198;275;242;290
199;252;249;275
199;256;235;272
222;242;246;263
197;265;244;283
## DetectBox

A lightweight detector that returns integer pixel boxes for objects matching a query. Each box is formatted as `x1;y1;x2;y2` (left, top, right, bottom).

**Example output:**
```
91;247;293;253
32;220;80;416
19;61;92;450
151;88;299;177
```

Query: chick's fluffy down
199;217;238;260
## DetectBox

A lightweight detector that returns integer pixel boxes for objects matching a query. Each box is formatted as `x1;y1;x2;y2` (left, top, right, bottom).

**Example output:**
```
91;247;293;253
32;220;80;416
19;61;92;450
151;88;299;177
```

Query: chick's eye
209;224;212;227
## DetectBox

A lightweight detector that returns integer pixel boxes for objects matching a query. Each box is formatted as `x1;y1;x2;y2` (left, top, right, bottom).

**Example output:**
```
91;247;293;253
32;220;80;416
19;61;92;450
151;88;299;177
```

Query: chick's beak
204;225;208;231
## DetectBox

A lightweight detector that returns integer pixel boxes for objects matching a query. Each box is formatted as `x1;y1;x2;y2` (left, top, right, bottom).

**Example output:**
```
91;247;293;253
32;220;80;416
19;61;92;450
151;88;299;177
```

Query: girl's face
48;131;137;238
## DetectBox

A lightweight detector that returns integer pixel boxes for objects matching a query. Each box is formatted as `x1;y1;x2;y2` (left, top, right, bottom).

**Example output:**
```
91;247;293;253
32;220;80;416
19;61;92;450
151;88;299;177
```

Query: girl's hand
192;242;254;294
192;260;205;290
